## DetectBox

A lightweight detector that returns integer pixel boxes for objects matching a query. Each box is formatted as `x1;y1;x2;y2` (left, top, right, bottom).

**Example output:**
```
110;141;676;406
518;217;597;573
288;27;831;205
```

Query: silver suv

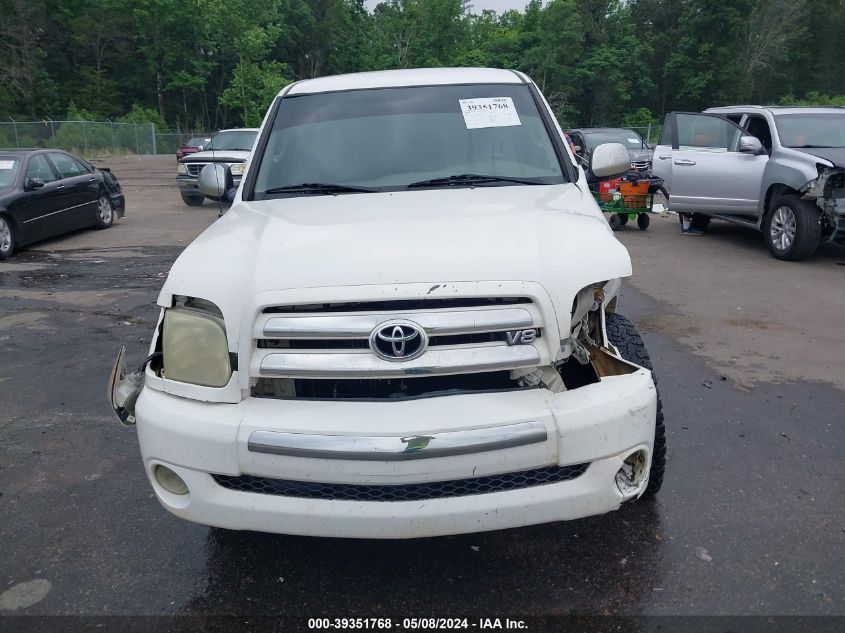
653;106;845;260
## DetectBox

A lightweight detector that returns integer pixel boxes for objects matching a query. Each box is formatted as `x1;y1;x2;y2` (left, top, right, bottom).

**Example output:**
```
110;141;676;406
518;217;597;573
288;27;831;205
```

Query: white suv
109;68;665;538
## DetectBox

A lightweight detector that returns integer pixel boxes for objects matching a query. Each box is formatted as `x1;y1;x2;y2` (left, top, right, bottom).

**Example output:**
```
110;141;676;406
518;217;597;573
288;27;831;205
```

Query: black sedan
0;148;125;259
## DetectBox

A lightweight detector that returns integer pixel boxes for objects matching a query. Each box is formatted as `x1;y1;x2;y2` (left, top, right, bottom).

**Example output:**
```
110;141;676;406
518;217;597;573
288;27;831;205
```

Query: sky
364;0;529;13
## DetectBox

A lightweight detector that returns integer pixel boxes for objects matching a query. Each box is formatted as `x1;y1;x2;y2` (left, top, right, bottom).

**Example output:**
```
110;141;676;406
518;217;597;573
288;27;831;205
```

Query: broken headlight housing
558;282;608;365
162;303;231;387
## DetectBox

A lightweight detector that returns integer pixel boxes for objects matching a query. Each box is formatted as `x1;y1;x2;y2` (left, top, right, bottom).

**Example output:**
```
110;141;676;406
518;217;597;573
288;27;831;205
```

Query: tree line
1;0;843;132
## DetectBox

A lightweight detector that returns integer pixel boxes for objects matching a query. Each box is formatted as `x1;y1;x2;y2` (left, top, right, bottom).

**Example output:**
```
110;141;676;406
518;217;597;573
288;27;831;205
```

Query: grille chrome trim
262;307;533;339
211;463;590;502
185;162;209;177
256;345;541;378
247;421;547;460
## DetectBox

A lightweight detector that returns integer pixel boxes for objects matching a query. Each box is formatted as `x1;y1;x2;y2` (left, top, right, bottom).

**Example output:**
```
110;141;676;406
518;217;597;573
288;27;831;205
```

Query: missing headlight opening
556;288;640;390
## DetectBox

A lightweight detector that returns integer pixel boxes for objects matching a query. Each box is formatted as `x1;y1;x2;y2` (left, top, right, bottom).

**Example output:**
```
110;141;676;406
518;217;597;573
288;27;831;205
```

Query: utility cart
592;176;662;231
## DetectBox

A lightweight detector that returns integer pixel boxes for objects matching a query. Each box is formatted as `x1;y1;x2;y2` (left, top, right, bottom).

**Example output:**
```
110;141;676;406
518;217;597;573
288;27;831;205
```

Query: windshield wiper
407;173;545;188
264;183;378;195
789;144;838;148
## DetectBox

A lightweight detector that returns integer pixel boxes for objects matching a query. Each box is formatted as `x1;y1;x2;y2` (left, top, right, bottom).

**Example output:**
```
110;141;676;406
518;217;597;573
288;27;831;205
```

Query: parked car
175;136;212;161
0;148;124;259
566;127;653;174
110;67;664;539
176;128;258;206
653;106;845;260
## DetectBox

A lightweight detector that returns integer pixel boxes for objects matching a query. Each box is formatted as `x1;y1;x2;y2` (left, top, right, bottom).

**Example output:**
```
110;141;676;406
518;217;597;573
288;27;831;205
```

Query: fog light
154;465;189;495
615;449;648;496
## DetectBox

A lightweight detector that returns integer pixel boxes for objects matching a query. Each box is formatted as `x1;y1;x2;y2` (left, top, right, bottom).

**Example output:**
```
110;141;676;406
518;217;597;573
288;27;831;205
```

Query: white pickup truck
109;68;665;539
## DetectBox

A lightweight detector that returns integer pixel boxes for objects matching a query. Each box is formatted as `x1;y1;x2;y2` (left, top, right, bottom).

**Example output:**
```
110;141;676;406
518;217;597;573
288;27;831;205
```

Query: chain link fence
0;118;211;157
614;124;663;144
1;117;663;157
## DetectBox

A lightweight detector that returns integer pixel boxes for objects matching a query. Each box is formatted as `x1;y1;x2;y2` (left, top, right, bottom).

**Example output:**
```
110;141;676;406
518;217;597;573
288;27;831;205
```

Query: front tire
637;213;650;230
95;194;115;229
690;214;710;230
765;193;822;261
181;194;204;207
605;312;665;497
0;215;15;260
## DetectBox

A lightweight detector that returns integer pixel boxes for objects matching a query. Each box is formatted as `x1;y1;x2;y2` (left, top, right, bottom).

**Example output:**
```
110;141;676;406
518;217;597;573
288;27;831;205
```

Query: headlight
162;307;231;387
177;163;187;175
229;162;245;176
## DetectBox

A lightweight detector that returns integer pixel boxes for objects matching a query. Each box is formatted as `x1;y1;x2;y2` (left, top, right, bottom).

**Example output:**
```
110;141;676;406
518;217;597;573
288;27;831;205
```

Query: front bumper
176;176;242;196
109;191;126;218
135;370;657;538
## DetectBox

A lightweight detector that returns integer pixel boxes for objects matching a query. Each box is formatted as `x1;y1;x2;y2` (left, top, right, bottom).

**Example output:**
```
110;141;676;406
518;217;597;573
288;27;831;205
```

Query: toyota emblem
369;320;427;361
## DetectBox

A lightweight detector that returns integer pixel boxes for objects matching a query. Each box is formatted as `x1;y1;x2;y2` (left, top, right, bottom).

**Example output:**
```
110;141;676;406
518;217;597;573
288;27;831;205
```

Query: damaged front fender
800;166;845;242
108;346;144;426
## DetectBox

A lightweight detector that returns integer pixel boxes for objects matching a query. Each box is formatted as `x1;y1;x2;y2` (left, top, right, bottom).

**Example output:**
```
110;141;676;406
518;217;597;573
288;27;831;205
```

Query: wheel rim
770;205;796;251
0;218;10;252
98;197;113;223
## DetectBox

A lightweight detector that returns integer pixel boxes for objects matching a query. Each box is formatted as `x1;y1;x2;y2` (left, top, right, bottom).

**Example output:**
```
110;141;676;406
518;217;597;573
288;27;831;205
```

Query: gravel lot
1;155;843;624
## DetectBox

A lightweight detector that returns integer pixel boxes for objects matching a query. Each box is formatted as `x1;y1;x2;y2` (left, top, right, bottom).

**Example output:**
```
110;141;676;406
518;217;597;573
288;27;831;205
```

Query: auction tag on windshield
459;97;521;129
0;160;15;170
628;138;640;144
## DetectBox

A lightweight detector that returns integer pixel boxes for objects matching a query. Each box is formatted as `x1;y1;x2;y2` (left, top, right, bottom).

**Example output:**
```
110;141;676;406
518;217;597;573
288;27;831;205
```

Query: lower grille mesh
211;464;589;502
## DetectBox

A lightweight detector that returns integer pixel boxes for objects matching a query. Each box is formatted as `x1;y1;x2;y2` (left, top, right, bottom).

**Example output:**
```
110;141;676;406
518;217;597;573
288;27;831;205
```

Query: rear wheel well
0;211;21;238
0;211;20;258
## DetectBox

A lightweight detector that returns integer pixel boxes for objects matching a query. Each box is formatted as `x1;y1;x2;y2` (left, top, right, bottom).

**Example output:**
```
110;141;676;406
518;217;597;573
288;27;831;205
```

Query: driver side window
48;152;85;179
744;115;773;153
26;155;58;183
676;114;742;152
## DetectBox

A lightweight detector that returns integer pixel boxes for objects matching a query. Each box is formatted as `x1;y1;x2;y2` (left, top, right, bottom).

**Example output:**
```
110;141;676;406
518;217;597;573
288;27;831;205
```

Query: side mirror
590;142;631;179
198;163;231;198
739;135;764;154
25;177;45;191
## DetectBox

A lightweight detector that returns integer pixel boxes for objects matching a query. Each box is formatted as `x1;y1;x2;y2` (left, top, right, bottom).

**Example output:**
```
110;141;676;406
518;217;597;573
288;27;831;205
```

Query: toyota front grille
250;297;548;399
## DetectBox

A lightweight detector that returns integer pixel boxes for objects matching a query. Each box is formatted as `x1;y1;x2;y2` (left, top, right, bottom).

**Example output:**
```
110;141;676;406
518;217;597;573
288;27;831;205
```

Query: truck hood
179;149;250;163
161;184;633;342
791;147;845;168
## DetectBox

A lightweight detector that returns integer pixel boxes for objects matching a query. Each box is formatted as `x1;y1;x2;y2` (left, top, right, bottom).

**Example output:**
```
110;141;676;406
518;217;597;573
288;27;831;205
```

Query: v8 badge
505;329;537;345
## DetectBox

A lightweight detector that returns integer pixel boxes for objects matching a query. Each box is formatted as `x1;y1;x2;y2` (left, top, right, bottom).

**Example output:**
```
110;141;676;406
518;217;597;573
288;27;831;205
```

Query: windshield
186;137;210;147
775;113;845;148
584;130;646;151
250;84;566;198
0;157;21;188
206;130;256;151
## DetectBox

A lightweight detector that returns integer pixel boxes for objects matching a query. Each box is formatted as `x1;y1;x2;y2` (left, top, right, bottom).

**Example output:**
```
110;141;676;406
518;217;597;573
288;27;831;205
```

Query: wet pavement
1;244;842;621
0;159;843;626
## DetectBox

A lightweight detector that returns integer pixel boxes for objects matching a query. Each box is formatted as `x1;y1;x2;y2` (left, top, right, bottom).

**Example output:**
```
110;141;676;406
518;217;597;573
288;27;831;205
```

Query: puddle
0;579;52;611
